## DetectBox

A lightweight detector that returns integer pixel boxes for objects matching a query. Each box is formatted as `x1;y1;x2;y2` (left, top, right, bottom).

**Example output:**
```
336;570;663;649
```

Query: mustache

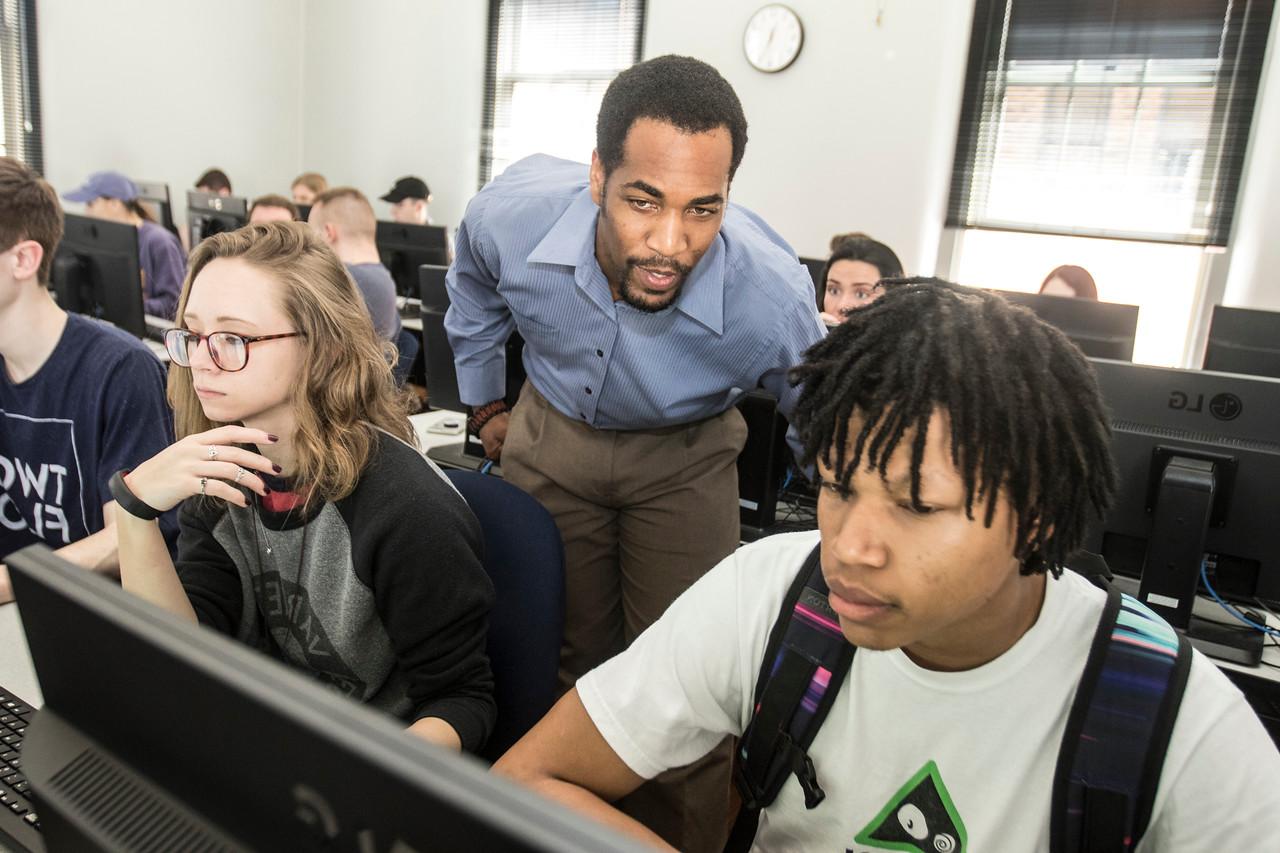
625;255;692;277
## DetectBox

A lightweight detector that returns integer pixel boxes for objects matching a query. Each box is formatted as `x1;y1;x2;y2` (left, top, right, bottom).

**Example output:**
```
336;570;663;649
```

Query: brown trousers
502;382;746;853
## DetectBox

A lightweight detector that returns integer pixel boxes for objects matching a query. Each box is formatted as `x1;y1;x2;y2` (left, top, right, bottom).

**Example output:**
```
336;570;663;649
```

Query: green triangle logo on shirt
852;760;967;852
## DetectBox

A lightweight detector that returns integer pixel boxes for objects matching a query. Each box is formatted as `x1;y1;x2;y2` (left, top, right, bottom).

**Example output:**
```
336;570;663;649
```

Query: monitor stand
1139;455;1263;666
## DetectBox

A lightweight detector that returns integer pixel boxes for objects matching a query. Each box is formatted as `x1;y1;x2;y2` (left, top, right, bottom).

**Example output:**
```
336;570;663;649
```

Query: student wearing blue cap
63;170;187;320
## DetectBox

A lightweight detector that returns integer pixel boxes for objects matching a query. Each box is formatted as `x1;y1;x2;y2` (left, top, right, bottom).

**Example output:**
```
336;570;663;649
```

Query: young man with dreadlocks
495;279;1280;850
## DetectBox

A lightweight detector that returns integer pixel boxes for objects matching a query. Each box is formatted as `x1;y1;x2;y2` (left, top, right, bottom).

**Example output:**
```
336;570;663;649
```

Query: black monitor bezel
8;545;643;852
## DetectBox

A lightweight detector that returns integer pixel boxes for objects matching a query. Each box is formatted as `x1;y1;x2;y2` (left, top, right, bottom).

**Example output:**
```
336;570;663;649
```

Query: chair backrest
444;469;564;761
393;326;419;388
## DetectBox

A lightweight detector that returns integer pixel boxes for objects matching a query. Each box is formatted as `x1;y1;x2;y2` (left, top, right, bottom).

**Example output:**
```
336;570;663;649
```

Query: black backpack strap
1051;585;1192;853
726;544;855;853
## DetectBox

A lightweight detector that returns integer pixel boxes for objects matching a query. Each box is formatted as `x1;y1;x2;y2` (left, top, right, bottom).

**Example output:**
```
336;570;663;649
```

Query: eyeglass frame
163;328;305;373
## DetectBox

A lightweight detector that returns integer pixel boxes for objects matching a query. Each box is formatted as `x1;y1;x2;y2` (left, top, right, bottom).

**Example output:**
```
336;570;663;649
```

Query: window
479;0;645;187
948;0;1273;245
0;0;42;171
945;0;1273;367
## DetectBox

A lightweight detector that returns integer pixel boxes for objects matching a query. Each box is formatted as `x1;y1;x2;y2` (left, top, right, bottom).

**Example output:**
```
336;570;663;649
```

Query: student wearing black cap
380;176;432;225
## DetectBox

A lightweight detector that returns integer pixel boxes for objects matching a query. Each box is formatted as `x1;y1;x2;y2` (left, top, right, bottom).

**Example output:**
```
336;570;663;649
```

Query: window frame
478;0;647;190
0;0;43;172
946;0;1273;248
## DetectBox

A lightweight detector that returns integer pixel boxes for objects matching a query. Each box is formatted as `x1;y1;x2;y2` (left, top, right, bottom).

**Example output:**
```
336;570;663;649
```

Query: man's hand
479;411;510;461
0;565;12;605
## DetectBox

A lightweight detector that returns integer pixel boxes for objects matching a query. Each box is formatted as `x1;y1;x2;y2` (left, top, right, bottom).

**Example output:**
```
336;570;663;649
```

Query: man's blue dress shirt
445;155;825;446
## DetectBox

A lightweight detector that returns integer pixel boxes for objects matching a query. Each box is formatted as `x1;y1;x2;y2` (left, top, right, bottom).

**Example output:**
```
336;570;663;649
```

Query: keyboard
0;686;41;853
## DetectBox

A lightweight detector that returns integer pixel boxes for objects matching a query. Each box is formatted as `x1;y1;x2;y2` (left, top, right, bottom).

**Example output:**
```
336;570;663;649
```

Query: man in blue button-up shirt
445;55;824;852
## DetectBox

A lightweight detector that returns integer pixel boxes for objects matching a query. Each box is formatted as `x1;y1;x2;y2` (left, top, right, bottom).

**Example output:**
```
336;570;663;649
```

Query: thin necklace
249;491;310;640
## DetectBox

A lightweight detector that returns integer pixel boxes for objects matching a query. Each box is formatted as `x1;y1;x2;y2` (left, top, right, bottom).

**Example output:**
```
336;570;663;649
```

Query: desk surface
143;314;170;362
411;409;465;453
0;604;41;708
3;584;1277;719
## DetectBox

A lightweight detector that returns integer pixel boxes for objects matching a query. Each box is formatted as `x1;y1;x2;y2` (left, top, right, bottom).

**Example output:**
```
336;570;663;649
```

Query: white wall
42;0;1278;315
644;0;975;270
38;0;304;229
33;1;975;268
299;0;488;231
293;0;974;265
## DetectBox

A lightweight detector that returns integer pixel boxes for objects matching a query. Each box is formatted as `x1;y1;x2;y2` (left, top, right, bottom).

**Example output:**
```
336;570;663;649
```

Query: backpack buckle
779;732;826;809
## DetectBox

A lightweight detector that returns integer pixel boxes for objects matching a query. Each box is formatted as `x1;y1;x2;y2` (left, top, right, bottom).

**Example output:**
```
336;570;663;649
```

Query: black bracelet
109;470;165;521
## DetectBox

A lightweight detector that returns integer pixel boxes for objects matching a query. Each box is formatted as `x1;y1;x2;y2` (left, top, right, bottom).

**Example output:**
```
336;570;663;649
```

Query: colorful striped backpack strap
727;543;854;852
1050;585;1193;853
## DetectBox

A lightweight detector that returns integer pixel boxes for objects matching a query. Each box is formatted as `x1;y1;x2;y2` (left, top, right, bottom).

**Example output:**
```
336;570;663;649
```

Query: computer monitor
419;262;449;313
420;265;463;414
377;221;449;300
418;264;527;468
50;213;146;338
133;179;181;242
7;545;643;852
993;290;1139;361
186;190;248;247
736;391;790;531
1082;358;1280;663
799;256;825;304
1202;305;1280;380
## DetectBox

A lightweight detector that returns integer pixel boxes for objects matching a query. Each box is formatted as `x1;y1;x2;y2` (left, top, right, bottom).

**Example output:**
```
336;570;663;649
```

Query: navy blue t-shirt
0;312;177;560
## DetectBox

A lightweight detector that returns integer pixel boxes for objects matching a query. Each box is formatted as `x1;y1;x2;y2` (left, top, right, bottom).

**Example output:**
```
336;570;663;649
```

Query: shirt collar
526;186;726;334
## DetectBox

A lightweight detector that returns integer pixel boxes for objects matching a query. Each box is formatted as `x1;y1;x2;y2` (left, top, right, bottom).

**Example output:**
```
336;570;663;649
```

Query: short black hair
596;55;748;181
790;277;1117;575
818;233;905;311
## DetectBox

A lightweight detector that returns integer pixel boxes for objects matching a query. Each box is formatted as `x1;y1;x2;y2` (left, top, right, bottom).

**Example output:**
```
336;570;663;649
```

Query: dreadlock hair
790;277;1118;576
596;55;748;181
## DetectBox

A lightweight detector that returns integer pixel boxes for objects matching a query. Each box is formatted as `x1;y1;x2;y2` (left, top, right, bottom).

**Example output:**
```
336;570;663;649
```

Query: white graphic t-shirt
579;531;1280;852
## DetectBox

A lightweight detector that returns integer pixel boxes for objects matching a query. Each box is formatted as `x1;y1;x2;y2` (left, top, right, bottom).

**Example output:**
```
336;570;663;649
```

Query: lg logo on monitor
1168;390;1243;421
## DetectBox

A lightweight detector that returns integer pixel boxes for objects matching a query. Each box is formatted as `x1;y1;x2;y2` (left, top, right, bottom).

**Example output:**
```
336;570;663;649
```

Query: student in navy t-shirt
0;156;176;603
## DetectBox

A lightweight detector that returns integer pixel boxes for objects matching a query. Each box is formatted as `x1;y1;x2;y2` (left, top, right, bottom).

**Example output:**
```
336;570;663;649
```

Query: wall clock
743;4;804;73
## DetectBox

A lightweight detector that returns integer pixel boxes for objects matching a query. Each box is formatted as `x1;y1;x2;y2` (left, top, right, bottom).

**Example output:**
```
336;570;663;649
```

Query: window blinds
947;0;1274;246
480;0;645;188
0;0;41;172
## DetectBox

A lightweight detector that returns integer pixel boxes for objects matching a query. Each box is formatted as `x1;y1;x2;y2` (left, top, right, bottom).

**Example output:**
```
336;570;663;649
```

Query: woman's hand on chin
125;425;282;512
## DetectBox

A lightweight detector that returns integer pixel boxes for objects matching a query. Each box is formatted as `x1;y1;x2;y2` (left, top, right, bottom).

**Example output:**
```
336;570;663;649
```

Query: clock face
743;4;804;73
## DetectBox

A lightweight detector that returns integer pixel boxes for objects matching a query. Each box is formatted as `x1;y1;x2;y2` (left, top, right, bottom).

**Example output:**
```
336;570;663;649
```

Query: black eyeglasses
164;329;304;372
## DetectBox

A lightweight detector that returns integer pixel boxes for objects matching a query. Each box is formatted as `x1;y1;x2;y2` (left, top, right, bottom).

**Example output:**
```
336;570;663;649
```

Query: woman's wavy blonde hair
167;221;415;505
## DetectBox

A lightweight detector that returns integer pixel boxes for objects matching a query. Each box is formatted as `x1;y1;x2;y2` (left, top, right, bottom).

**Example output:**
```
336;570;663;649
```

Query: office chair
393;326;419;387
444;469;565;761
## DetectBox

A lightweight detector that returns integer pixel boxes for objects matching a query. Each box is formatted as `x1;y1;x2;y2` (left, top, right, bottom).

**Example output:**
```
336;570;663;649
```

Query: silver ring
199;476;208;496
234;466;246;484
208;446;218;461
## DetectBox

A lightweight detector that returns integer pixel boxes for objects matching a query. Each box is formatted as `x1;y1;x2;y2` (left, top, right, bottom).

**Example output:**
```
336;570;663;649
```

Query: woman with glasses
818;233;904;326
109;222;496;753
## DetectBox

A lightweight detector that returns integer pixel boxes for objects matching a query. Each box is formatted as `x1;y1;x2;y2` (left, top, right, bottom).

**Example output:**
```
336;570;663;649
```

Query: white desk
410;409;466;453
0;603;41;708
144;339;169;361
143;314;171;363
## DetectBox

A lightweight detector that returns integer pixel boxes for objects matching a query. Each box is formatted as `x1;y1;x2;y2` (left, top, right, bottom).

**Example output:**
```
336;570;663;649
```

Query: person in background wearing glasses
0;157;176;605
111;222;496;752
818;233;904;326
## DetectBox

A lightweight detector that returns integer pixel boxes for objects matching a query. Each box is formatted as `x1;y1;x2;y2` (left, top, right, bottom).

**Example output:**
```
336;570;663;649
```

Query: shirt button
585;387;592;395
596;349;604;357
